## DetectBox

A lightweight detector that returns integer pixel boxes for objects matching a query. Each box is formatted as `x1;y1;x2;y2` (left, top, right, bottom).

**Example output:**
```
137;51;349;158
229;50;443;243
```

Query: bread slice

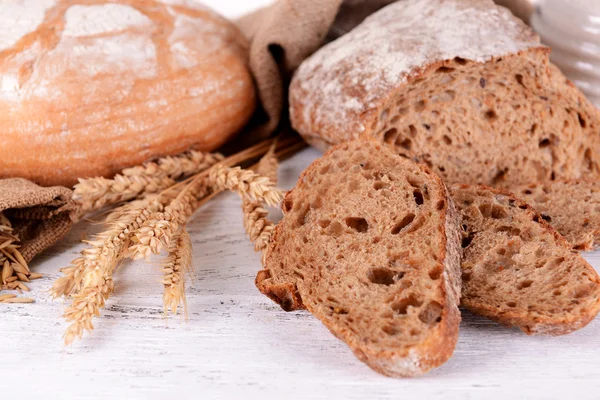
451;184;600;335
290;0;600;188
256;139;462;377
513;180;600;251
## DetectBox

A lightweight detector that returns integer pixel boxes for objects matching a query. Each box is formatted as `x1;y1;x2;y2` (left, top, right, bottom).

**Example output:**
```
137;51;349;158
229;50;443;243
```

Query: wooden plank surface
1;147;600;400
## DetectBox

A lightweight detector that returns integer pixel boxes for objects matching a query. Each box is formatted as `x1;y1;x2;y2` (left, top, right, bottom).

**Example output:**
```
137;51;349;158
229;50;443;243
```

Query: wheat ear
128;176;210;260
208;165;283;207
59;198;168;345
162;229;193;316
241;146;279;262
74;151;223;212
51;198;163;299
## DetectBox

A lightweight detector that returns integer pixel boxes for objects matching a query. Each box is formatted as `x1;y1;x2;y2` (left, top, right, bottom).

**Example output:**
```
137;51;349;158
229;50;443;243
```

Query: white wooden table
2;147;600;400
3;1;600;398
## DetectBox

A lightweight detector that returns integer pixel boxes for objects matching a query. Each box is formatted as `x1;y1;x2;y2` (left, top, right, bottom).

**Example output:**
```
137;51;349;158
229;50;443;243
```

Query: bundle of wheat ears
0;135;305;345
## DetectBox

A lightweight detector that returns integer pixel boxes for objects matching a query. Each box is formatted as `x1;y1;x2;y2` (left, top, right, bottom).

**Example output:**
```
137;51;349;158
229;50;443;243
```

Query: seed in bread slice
451;184;600;335
512;180;600;251
256;139;462;377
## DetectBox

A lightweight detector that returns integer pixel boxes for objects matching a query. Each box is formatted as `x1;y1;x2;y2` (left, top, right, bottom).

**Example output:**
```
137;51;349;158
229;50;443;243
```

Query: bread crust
0;0;256;186
257;139;462;377
452;183;600;335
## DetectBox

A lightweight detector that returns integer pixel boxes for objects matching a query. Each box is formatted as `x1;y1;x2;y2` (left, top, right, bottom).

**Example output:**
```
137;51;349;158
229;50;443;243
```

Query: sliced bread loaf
290;0;600;187
513;180;600;251
256;139;462;377
451;184;600;335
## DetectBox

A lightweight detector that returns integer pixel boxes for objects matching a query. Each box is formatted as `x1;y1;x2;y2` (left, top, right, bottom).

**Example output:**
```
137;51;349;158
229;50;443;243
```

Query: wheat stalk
74;151;223;212
163;229;193;316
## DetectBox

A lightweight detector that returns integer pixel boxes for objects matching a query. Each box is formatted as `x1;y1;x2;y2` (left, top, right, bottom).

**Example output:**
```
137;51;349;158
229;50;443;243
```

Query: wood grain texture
1;148;600;399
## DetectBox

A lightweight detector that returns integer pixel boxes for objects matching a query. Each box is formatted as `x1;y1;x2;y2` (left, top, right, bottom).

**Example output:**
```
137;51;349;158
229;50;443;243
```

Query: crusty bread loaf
513;180;600;251
257;139;462;377
290;0;600;188
451;184;600;335
0;0;255;186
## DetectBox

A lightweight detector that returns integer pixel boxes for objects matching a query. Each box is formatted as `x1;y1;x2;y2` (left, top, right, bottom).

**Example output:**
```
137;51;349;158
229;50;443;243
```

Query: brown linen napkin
0;179;80;262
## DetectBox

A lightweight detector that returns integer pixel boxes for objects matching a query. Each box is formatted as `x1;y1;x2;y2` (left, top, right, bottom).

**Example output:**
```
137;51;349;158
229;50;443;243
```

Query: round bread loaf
0;0;256;186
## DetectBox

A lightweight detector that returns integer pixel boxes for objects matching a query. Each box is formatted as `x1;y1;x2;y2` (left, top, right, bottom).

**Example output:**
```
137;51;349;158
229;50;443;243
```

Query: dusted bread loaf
0;0;255;186
290;0;600;188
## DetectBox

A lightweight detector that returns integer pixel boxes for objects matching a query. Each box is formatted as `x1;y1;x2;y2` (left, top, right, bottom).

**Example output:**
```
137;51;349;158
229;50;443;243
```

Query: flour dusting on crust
291;0;542;138
0;0;56;52
63;4;151;37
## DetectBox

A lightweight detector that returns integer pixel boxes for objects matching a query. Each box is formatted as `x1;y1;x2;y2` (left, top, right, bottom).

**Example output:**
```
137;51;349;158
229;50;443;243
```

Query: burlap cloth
0;0;530;263
0;179;80;262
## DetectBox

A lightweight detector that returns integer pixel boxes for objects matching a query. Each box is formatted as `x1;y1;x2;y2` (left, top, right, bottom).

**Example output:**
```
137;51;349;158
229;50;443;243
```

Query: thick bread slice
451;184;600;335
290;0;600;187
513;180;600;251
256;139;462;377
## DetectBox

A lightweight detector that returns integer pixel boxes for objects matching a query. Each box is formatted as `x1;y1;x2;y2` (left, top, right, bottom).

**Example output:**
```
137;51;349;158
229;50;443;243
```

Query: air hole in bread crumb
515;74;525;87
454;57;467;65
497;248;506;255
367;267;396;285
578;112;587;128
436;66;455;73
461;271;471;282
539;138;551;148
408;124;417;137
574;286;591;299
382;325;401;335
391;294;423;315
418;301;443;325
293;270;305;280
461;233;475;248
443;135;452;145
485;110;498;122
392;214;416;234
553;290;562;296
413;190;424;205
318;220;331;229
373;181;388;190
541;213;552;222
415;100;426;112
517;280;533;290
345;217;369;233
396;137;412;150
282;198;293;212
429;266;443;280
507;301;517;308
436;200;445;210
295;205;310;227
383;128;397;144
